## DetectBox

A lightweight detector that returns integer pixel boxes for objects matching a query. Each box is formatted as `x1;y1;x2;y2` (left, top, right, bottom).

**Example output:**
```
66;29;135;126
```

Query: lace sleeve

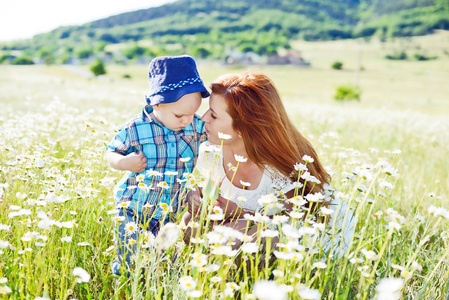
264;166;295;195
195;141;223;180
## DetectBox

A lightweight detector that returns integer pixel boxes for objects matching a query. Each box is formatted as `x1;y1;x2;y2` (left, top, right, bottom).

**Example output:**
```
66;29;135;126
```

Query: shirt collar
141;105;189;134
142;106;154;122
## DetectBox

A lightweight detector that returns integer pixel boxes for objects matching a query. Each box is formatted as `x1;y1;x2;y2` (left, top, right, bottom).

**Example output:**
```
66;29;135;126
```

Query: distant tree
12;56;34;65
414;53;437;61
99;33;118;43
90;59;106;76
331;61;343;70
334;84;361;102
193;47;212;59
95;42;107;52
59;30;70;39
122;45;147;59
0;53;14;64
37;48;54;65
385;51;407;60
77;48;93;60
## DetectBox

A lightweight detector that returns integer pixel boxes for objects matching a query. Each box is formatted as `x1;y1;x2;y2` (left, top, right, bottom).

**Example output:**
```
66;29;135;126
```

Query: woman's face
201;93;239;145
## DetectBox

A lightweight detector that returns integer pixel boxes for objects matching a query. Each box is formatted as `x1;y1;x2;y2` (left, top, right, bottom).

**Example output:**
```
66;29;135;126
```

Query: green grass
0;32;448;299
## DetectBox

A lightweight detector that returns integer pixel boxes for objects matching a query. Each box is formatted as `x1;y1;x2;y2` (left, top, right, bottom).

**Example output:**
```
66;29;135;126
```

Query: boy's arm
106;151;147;173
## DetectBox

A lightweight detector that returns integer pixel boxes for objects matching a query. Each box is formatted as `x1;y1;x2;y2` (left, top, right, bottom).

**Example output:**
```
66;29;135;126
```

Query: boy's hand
123;151;147;173
106;151;147;173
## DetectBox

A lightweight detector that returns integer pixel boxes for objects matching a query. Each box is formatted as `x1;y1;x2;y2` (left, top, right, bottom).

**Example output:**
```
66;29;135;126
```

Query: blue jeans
111;208;174;277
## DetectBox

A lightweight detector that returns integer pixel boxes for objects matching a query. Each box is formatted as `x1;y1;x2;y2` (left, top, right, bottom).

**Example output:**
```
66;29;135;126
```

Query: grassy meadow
0;31;448;299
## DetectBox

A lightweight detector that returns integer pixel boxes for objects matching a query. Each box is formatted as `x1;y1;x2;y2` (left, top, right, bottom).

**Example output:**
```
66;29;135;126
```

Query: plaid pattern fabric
106;106;206;219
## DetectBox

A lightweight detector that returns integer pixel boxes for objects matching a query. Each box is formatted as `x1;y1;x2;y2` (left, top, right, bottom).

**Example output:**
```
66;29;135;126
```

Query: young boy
106;55;209;276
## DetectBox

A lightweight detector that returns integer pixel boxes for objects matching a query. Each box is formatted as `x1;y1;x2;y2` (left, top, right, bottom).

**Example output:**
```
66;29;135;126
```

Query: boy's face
152;92;202;131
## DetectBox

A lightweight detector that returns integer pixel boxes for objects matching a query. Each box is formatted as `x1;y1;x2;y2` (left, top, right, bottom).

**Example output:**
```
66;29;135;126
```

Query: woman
183;72;354;257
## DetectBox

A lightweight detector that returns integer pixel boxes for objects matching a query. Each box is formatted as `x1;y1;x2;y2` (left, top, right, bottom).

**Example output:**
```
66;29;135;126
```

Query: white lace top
195;141;296;215
195;141;356;259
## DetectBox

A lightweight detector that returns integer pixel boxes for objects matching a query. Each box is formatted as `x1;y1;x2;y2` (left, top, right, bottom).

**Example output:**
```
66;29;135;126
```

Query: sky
0;0;177;42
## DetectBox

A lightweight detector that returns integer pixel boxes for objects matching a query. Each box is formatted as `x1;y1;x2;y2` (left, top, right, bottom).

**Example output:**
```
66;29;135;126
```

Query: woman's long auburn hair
211;72;331;196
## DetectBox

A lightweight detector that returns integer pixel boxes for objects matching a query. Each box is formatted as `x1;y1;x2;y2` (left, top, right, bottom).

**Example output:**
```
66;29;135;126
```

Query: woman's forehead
209;93;226;110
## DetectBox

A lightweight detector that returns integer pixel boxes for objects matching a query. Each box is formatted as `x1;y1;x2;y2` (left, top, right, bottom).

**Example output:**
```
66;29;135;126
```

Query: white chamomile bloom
73;267;90;283
189;256;207;267
298;287;321;300
302;155;314;163
186;290;202;298
116;201;131;209
208;206;225;221
376;277;403;299
156;223;180;250
234;154;248;162
237;196;247;204
61;236;72;243
313;261;327;269
240;180;251;187
0;285;12;294
294;163;307;171
253;280;287;300
320;207;334;215
241;243;258;254
180;157;191;163
260;229;279;238
157;181;170;189
218;132;232;140
361;248;378;260
125;222;138;235
179;275;197;291
349;257;364;264
411;261;422;271
111;216;125;222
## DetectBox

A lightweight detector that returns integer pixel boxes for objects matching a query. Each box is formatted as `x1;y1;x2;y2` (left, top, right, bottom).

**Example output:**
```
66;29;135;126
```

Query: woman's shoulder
199;141;222;155
262;165;295;193
196;141;224;176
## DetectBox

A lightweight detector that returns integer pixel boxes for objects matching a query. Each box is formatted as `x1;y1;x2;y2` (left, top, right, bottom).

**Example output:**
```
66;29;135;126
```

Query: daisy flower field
1;38;448;300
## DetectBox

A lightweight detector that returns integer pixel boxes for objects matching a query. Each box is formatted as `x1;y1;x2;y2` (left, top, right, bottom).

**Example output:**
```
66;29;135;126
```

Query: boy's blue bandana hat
145;55;210;106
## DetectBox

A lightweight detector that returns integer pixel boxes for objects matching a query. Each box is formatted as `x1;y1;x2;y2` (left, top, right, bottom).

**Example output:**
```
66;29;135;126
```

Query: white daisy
61;236;72;243
234;154;247;162
179;275;197;291
302;155;314;163
298;287;321;300
218;132;232;140
124;222;138;235
253;280;287;300
73;267;90;283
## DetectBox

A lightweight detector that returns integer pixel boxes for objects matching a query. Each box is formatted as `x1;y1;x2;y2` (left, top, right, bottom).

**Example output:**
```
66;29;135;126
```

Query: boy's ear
152;104;160;111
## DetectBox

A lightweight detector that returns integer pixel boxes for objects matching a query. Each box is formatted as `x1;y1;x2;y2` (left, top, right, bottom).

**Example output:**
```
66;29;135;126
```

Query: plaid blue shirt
106;106;206;219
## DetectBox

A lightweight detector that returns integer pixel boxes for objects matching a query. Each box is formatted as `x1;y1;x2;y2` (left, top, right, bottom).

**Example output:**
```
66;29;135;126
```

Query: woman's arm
186;189;203;216
213;195;253;220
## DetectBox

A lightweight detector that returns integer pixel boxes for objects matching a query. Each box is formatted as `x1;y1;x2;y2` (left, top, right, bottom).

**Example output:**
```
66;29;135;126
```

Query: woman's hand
213;195;242;220
187;190;203;216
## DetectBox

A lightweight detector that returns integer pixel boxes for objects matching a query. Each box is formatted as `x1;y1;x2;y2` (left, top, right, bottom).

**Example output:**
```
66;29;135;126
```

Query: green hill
1;0;448;64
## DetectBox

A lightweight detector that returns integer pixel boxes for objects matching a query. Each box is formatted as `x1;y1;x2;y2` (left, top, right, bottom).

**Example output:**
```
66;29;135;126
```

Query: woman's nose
201;110;209;122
